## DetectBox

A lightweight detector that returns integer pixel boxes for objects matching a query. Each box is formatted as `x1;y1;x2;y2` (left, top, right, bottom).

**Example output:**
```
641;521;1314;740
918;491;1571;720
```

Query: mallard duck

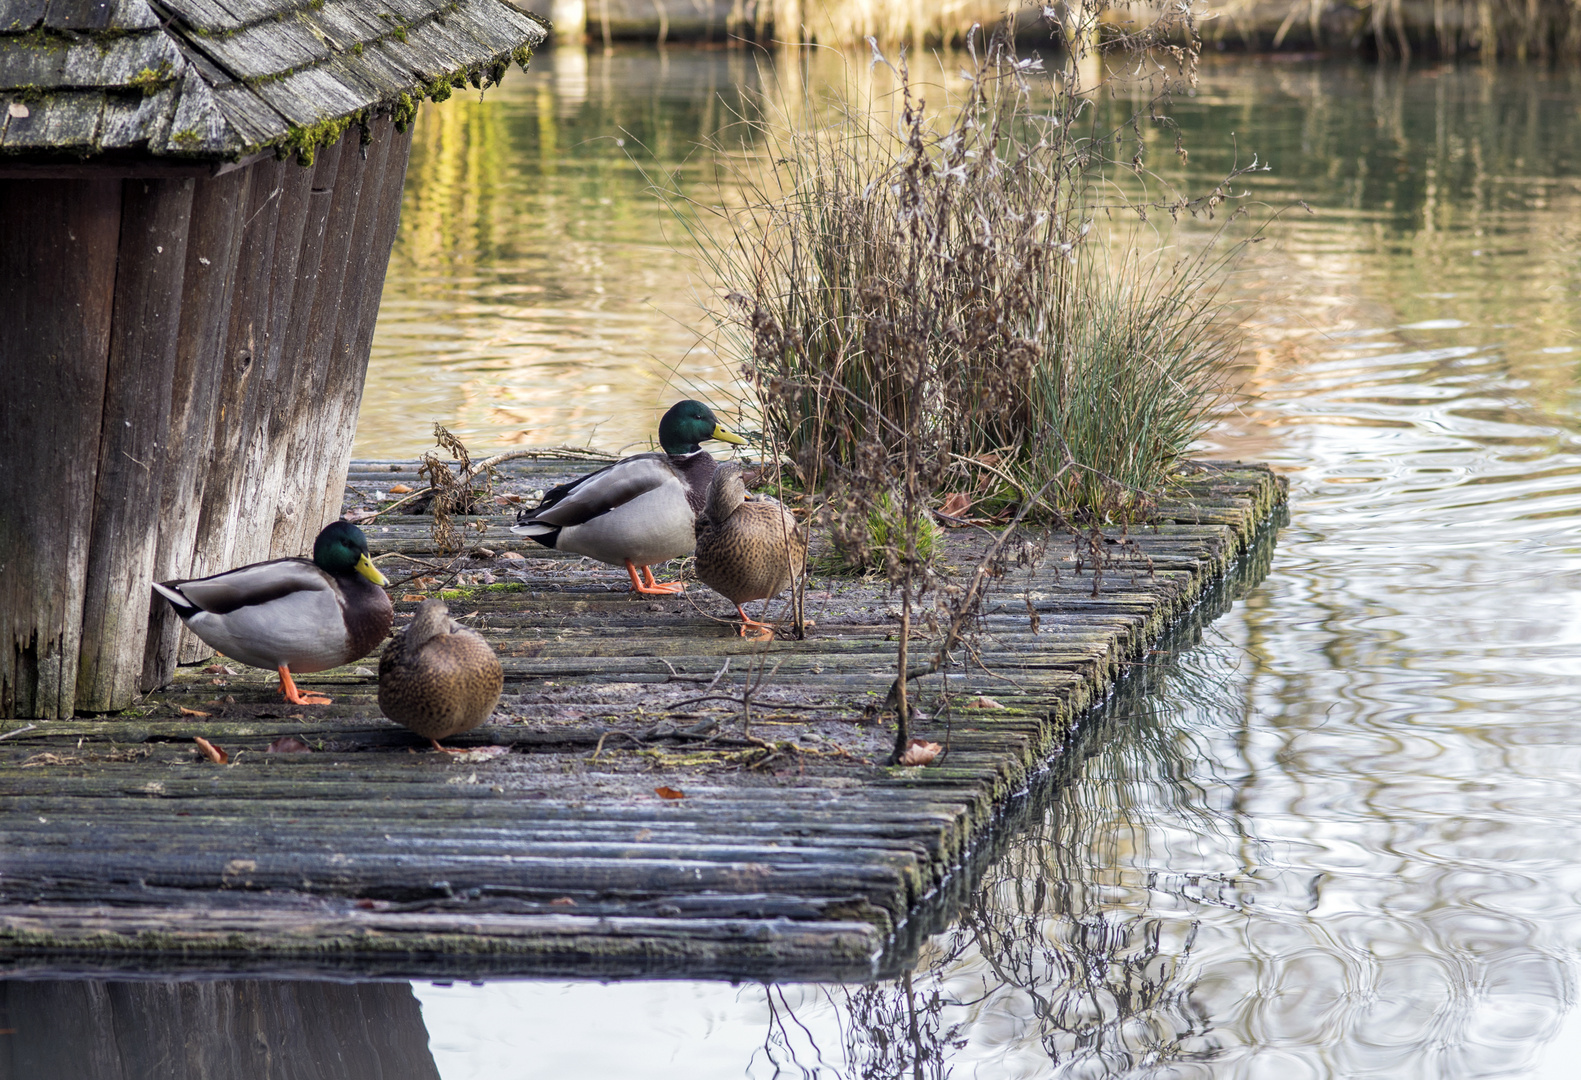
378;598;504;751
510;400;747;594
694;462;808;637
152;520;393;706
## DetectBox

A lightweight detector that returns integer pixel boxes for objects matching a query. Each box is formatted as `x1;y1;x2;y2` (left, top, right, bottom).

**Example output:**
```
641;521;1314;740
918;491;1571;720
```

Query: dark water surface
9;50;1581;1079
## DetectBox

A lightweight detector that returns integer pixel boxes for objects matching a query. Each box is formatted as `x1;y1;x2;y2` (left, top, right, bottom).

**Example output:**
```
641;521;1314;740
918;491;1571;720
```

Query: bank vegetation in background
745;0;1580;60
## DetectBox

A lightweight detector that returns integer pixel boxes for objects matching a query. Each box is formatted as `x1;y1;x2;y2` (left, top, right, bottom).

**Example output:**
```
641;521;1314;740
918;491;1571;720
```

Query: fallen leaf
450;746;509;762
654;786;686;800
967;696;1003;709
209;678;228;686
493;494;523;505
193;736;228;764
7;101;28;119
898;740;942;767
178;706;211;718
344;508;379;524
388;483;414;494
354;898;377;910
411;576;441;589
202;664;238;675
500;551;526;562
550;897;578;906
939;492;974;518
399;593;427;602
267;736;311;754
634;828;653;841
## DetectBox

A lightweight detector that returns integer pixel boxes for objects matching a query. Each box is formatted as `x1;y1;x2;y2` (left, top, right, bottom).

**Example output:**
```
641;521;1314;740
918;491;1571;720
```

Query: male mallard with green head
510;400;747;594
694;462;808;638
152;520;393;705
378;598;504;751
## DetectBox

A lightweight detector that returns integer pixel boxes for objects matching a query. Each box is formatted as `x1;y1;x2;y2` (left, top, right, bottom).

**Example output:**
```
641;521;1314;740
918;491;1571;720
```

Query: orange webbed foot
277;666;331;706
626;562;686;595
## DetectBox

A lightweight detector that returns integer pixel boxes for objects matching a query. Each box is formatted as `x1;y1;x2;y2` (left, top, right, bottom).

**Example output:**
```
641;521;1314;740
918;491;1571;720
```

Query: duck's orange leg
735;605;776;640
277;665;331;706
625;561;685;595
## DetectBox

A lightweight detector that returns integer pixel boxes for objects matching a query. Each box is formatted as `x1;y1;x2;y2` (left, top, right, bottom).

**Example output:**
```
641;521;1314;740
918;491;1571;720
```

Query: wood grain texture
75;177;195;712
277;129;370;558
0;179;120;719
141;166;252;693
0;461;1285;975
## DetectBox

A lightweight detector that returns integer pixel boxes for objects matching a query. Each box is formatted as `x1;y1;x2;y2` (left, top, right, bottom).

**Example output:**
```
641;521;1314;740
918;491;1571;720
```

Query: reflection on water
39;51;1581;1080
0;980;438;1079
369;52;1581;1079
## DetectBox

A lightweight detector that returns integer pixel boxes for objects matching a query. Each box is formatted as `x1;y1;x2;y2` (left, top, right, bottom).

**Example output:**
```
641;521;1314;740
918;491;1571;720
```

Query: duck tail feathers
509;519;562;549
152;580;200;617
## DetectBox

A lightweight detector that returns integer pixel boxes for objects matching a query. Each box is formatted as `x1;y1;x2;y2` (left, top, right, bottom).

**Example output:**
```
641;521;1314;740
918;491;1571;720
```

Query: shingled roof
0;0;547;161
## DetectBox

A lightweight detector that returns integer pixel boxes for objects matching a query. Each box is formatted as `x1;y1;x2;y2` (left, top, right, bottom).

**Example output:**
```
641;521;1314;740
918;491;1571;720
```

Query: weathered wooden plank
42;0;114;30
102;81;181;151
1;0;51;30
250;138;340;557
186;17;331;81
222;154;314;574
0;464;1284;974
312;115;408;524
0;179;121;719
182;155;283;656
272;128;365;557
0;89;103;151
72;179;193;712
141;165;251;693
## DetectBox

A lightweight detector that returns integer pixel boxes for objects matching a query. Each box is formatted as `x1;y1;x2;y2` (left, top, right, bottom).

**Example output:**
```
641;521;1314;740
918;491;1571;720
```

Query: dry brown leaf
500;551;526;561
201;664;237;675
21;753;81;768
654;786;686;800
178;706;211;718
940;492;974;518
344;509;379;524
898;740;942;767
388;483;414;494
399;593;427;602
966;696;1003;710
268;736;311;754
193;737;228;764
411;576;441;589
550;896;578;906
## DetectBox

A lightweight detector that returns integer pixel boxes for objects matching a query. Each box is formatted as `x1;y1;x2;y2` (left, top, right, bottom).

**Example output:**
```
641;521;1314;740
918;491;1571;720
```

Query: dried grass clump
696;20;1245;524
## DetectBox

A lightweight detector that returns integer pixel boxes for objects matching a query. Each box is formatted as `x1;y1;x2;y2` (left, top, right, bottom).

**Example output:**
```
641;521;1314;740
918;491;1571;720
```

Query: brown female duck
694;462;808;638
377;599;503;750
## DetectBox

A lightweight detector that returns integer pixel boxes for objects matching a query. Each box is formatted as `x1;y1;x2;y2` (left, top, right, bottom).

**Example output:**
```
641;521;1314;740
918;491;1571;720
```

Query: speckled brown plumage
694;463;808;636
377;599;503;748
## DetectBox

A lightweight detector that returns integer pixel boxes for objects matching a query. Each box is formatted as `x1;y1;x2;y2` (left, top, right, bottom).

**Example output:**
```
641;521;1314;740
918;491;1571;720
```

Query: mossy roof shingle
0;0;546;160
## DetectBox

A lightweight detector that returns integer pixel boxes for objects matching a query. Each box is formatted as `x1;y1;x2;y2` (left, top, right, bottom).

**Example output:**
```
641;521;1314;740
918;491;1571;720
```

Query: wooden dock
0;459;1284;981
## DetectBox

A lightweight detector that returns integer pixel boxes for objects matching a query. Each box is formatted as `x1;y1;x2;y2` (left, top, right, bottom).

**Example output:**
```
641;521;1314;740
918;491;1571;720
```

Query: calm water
11;50;1581;1079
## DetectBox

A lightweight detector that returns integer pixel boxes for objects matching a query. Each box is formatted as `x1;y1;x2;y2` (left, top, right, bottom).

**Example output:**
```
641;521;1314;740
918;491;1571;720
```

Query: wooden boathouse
0;0;546;720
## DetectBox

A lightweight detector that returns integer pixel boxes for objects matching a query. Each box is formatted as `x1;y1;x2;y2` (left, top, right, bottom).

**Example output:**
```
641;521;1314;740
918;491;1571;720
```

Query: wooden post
0;180;121;719
75;179;196;711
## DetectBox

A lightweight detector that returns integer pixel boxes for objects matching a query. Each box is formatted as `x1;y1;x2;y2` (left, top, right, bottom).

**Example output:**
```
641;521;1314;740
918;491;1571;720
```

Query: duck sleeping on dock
694;462;808;638
378;598;503;751
510;400;746;594
151;520;393;706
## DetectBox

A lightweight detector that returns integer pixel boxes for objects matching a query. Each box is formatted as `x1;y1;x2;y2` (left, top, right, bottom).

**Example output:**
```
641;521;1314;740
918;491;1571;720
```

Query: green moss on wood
127;59;175;96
